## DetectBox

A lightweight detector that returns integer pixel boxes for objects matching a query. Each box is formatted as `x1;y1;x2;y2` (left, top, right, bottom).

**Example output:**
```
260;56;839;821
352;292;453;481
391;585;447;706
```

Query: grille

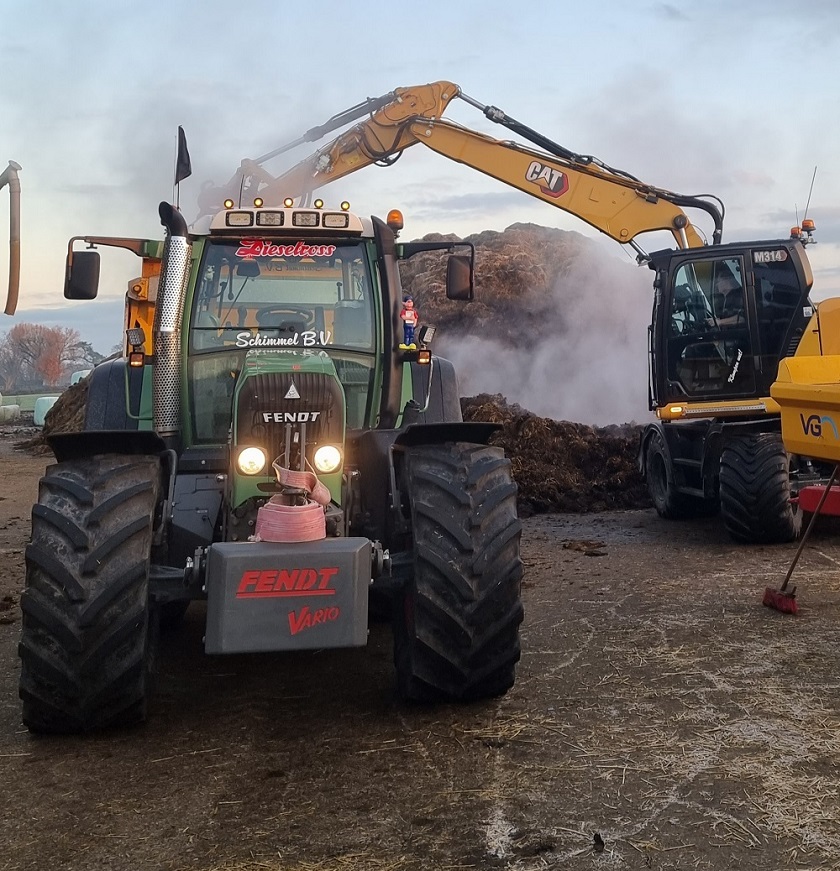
236;372;344;465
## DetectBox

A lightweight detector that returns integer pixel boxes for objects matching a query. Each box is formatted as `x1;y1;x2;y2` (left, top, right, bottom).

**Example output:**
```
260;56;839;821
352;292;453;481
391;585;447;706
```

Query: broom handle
781;464;840;591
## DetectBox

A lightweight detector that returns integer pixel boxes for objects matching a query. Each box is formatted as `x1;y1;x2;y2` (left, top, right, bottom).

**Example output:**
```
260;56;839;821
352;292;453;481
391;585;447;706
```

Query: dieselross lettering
236;567;339;598
235;240;337;258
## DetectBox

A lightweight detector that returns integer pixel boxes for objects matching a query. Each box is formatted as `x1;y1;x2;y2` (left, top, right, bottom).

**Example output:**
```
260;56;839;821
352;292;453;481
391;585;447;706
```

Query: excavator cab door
650;241;812;408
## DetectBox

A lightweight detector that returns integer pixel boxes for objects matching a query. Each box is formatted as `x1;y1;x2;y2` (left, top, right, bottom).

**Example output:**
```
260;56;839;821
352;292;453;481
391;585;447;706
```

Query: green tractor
18;200;524;733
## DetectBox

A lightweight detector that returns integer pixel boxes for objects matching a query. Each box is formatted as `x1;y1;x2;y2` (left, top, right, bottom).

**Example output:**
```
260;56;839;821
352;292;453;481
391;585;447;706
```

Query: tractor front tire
393;442;524;703
719;432;800;543
19;454;161;733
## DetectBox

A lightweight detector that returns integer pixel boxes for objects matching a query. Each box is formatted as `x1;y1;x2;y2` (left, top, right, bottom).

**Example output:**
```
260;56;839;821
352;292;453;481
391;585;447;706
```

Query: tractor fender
394;421;501;449
47;430;167;464
408;356;462;423
84;357;145;430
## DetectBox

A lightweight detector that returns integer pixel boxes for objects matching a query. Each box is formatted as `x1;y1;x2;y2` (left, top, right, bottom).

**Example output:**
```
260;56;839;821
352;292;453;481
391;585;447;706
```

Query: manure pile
462;394;649;515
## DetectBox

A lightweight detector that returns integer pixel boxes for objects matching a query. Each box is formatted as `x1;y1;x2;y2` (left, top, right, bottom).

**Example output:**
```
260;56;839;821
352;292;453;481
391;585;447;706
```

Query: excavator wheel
645;431;717;519
393;442;524;703
719;432;800;544
19;454;161;733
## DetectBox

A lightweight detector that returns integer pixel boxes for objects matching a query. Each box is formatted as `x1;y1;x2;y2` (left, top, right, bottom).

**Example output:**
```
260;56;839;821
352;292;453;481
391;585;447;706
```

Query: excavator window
752;257;804;360
665;257;755;399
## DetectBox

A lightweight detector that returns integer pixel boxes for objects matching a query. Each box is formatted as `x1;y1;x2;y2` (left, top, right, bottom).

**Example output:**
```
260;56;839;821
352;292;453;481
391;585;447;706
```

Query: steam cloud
440;245;653;426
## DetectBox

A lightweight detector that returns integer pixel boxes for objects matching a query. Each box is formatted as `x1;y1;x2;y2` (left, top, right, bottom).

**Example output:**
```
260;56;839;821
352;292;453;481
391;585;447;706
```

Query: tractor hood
230;349;347;509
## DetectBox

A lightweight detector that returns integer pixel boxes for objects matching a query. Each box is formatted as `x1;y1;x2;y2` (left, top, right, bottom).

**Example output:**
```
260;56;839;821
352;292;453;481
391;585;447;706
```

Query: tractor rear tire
719;432;800;543
19;454;161;733
645;431;717;519
393;442;524;702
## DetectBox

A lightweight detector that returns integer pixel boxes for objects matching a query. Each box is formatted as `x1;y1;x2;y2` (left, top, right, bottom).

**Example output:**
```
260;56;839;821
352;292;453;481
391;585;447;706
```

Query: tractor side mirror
64;250;101;300
446;254;473;301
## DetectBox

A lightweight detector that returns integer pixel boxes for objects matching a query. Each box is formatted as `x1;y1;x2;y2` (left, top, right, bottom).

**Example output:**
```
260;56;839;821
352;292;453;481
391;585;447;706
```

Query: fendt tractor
18;197;524;733
201;80;832;545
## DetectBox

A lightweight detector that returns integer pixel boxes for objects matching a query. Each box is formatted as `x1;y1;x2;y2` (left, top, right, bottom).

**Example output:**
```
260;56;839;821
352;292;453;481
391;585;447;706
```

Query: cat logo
284;382;300;400
525;161;569;198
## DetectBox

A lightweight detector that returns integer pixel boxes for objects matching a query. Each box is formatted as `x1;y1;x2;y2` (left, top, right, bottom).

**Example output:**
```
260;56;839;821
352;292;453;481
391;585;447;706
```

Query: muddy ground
2;431;840;871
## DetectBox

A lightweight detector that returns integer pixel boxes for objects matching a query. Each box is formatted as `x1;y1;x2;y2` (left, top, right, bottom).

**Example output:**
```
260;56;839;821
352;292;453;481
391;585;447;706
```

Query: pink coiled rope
254;463;332;543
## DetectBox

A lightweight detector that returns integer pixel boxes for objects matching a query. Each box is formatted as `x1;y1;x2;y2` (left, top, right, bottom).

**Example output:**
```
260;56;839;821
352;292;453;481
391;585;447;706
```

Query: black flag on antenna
175;126;192;184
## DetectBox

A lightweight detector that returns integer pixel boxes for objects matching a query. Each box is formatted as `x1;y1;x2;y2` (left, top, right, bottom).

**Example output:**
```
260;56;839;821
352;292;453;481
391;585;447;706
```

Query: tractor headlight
237;446;268;476
313;445;342;473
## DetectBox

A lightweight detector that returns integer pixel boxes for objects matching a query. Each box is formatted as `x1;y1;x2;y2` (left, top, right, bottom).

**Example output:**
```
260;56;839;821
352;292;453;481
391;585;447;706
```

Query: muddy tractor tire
645;431;717;520
719;432;800;544
393;442;524;702
19;454;161;733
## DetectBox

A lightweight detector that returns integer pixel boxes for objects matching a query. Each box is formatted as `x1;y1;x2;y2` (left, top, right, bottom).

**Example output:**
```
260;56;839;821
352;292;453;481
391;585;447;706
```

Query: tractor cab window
188;240;377;443
191;240;375;352
665;257;755;399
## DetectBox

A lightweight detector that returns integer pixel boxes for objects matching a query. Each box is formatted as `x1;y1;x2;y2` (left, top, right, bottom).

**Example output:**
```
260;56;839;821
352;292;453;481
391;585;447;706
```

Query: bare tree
0;323;83;391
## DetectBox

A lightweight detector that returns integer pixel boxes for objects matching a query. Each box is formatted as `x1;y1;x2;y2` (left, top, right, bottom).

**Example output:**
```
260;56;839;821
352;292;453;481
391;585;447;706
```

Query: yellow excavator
1;160;21;316
199;81;834;544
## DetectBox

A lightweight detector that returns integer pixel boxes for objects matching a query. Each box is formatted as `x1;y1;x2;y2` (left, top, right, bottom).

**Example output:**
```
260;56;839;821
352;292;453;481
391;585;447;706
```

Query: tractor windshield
187;239;377;443
191;239;374;352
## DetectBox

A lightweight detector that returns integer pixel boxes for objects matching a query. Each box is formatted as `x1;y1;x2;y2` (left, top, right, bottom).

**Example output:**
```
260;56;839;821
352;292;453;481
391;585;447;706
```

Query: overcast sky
2;0;839;416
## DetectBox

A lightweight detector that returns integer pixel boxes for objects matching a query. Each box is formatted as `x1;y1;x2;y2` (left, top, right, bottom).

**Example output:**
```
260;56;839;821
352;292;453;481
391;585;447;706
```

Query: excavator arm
204;82;724;255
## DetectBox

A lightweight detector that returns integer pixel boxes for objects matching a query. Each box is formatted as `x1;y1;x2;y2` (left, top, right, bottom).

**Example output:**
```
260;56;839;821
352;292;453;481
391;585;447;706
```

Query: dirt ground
3;430;840;871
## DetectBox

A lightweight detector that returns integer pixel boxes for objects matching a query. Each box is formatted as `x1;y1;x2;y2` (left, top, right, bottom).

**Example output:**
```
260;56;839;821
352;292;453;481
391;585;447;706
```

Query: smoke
440;244;653;426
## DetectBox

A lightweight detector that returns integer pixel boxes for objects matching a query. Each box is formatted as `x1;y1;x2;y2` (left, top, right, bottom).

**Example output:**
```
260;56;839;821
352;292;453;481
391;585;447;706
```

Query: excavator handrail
200;81;724;255
0;160;21;316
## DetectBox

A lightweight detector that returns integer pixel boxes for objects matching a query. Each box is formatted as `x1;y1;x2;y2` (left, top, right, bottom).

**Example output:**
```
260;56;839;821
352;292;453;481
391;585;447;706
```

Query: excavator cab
650;239;812;411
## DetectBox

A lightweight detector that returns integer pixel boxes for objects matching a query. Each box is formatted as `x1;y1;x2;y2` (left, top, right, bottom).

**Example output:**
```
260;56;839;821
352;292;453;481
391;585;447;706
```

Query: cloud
9;299;125;355
654;3;691;22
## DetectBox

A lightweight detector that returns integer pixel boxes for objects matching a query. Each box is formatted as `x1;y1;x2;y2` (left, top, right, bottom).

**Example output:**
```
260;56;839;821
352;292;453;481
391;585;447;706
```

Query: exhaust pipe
0;161;21;316
153;203;191;446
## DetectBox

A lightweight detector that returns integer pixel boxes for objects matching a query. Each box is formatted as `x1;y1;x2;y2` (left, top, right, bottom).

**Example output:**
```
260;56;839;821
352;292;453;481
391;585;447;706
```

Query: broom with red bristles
763;464;839;615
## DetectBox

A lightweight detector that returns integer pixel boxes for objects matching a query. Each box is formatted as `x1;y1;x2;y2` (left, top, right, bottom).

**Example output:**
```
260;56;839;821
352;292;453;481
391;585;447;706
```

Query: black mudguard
47;430;167;463
409;356;462;423
84;358;145;431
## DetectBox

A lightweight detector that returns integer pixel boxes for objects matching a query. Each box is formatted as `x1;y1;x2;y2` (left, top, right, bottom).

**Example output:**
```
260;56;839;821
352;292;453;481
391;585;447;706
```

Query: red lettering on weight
288;605;341;636
236;567;339;598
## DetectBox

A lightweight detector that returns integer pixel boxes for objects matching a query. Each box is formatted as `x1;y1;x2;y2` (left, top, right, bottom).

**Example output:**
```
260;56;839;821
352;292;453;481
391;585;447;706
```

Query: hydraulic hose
0;161;21;315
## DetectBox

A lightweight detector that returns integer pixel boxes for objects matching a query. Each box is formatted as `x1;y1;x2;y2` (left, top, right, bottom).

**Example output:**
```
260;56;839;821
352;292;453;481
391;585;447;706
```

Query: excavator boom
205;81;723;253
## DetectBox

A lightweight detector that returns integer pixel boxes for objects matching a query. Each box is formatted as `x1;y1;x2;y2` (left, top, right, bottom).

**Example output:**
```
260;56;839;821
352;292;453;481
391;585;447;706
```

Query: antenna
803;166;817;222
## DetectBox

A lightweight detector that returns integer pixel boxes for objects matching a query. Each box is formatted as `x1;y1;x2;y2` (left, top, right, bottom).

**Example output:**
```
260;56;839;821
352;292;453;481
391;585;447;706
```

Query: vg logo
800;414;840;439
